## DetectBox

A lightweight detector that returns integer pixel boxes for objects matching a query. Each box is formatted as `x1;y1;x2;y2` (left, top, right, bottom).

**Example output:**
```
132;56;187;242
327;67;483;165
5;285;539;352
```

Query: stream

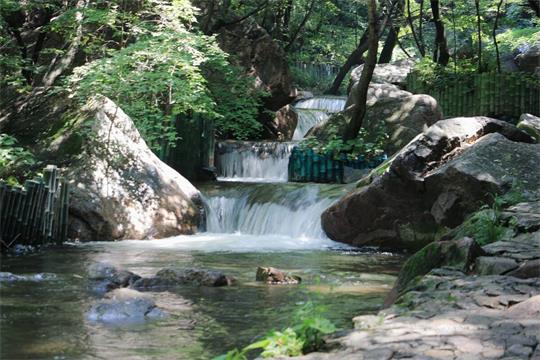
0;96;404;360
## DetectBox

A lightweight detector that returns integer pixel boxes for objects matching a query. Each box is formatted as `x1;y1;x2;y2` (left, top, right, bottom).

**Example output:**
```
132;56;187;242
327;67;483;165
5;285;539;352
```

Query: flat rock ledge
274;230;540;359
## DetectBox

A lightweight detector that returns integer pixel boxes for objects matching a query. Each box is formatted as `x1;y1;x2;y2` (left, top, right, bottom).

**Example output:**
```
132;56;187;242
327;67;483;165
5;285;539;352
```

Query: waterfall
216;141;296;182
292;96;347;140
202;183;344;239
294;96;347;114
293;110;329;140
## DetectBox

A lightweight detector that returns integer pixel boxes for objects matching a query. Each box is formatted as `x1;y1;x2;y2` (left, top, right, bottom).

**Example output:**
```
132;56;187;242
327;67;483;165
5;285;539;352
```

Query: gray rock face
63;96;202;241
272;105;298;141
515;42;540;75
88;262;141;294
255;267;301;285
502;201;540;232
350;59;415;88
87;288;166;323
517;113;540;143
322;117;538;251
475;256;519;275
132;268;236;290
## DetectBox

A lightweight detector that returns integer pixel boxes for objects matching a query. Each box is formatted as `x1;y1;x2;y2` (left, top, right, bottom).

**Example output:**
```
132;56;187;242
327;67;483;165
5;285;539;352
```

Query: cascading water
292;110;329;140
202;183;345;239
206;95;350;249
216;141;296;182
292;96;347;139
294;96;347;113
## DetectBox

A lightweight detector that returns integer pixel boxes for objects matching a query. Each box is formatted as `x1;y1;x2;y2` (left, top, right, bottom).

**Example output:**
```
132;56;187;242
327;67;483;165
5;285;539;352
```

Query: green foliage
214;301;337;359
0;134;37;185
69;29;263;151
300;122;388;160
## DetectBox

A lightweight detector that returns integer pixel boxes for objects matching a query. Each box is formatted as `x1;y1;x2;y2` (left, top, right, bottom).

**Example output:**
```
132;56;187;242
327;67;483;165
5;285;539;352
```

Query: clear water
0;242;402;360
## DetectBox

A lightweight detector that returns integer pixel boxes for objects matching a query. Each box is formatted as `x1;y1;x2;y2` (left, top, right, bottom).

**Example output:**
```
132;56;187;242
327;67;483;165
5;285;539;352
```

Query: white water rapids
203;95;350;250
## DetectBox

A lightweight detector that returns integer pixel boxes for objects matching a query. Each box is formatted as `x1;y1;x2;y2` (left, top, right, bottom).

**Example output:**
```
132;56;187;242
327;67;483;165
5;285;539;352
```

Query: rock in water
88;262;141;294
255;267;301;285
322;117;538;251
87;288;166;323
132;267;236;290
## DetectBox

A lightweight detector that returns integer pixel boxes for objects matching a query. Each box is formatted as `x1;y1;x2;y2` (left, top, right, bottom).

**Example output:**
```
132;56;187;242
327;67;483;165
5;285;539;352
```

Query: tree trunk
343;0;379;141
379;25;399;63
285;0;316;52
430;0;450;66
326;30;369;95
493;0;504;73
406;0;425;56
475;0;483;73
42;0;88;87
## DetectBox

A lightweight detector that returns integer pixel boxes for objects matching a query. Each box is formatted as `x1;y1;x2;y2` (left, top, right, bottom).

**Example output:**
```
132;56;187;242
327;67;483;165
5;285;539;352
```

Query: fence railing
288;147;387;184
406;72;540;119
0;165;69;251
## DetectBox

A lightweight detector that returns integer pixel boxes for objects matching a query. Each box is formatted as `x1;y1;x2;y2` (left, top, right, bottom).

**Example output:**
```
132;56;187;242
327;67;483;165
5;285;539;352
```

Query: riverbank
280;202;540;360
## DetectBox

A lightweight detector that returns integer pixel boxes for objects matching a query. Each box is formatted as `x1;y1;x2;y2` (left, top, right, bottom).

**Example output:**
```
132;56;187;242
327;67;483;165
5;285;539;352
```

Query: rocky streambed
278;199;540;360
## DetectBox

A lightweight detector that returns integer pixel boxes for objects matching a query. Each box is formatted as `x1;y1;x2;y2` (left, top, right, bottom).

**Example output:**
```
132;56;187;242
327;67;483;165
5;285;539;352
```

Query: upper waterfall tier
292;96;347;139
201;182;348;240
216;141;296;182
294;96;347;113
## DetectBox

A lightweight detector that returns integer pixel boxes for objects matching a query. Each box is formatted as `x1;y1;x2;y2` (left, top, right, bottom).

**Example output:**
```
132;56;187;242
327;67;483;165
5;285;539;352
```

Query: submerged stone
86;288;166;323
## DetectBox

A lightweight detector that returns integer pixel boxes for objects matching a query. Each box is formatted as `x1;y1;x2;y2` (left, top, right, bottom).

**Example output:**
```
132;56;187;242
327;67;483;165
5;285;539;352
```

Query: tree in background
344;0;379;141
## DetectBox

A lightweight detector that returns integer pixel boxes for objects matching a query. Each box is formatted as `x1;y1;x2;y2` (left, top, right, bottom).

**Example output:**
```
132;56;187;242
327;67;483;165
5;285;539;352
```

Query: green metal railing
288;147;387;183
406;71;540;119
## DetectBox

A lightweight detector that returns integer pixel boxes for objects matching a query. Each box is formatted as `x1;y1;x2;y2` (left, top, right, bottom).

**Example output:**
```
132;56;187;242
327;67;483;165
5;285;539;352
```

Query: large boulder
66;96;202;240
217;21;294;138
322;117;538;251
350;59;415;88
310;83;442;155
0;93;202;241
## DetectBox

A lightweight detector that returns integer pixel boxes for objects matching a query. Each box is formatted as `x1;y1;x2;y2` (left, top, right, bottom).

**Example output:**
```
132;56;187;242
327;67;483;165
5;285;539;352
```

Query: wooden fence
0;165;70;251
406;72;540;119
288;147;387;184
